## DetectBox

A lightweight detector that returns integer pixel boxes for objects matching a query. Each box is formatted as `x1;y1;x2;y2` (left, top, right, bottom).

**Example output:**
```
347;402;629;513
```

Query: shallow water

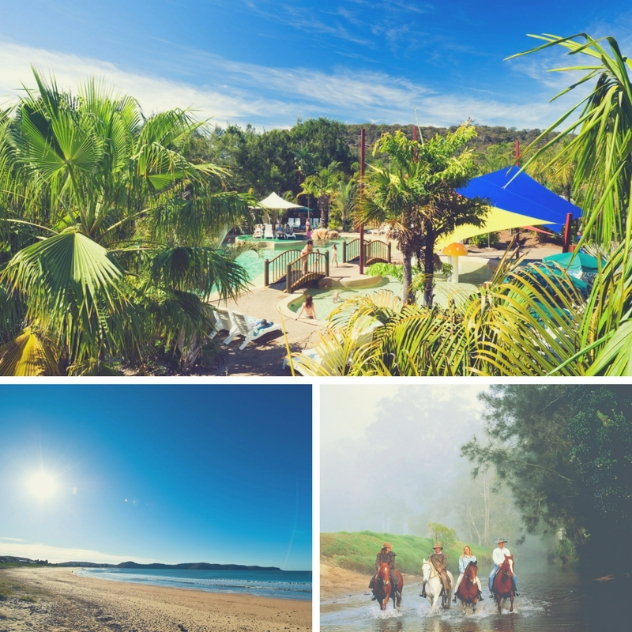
321;560;627;632
77;568;312;601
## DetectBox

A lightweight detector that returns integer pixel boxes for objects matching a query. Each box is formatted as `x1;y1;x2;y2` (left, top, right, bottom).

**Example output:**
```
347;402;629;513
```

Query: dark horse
456;561;480;613
492;555;515;613
374;562;403;611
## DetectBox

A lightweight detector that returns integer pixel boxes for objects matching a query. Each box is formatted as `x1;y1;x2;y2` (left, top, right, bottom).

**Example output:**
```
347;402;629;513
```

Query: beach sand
320;562;422;601
0;567;311;632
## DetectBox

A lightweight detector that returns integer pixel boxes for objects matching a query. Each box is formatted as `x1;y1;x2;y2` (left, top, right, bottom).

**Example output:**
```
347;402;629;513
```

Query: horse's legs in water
510;592;514;613
496;593;502;614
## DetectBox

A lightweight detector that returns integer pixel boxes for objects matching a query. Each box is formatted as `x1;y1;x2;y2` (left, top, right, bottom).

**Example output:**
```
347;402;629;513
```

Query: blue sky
0;2;631;128
0;385;312;570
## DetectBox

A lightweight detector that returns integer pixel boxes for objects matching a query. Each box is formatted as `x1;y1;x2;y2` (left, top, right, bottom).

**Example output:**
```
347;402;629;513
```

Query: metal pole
325;251;329;277
286;263;291;293
264;259;269;286
359;128;365;275
562;212;572;253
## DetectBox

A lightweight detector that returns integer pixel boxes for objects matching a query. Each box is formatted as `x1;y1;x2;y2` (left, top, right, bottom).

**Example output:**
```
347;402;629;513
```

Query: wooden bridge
263;249;329;293
342;239;391;266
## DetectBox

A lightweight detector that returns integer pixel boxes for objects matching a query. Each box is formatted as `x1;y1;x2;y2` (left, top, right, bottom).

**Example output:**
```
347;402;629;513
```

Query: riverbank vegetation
321;531;490;576
462;384;632;577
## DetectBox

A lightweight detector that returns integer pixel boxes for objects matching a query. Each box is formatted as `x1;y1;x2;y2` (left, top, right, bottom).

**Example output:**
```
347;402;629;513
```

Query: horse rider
489;538;519;596
421;542;451;598
369;542;397;600
453;545;484;602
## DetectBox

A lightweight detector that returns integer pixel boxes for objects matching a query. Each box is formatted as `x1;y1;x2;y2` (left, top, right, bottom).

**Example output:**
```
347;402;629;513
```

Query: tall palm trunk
401;246;415;305
423;224;436;307
319;195;329;228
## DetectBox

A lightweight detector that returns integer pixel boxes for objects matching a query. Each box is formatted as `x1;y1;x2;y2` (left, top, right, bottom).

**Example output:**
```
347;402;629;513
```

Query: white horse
421;560;453;613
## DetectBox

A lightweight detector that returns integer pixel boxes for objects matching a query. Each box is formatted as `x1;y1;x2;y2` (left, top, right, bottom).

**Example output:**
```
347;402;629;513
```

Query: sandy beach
0;567;311;632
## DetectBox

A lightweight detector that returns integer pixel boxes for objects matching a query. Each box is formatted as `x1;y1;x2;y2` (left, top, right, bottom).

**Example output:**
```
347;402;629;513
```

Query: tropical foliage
357;124;489;306
463;384;632;575
0;70;254;375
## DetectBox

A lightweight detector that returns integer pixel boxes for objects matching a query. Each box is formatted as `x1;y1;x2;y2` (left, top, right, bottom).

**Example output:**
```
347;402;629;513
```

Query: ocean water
76;568;312;601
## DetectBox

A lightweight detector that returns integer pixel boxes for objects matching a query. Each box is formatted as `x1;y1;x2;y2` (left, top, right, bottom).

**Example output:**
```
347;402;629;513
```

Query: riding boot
420;585;427;598
452;594;457;602
478;590;484;601
370;594;377;601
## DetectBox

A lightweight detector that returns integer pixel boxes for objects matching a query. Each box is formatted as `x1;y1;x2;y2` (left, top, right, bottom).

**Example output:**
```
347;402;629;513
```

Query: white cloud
0;541;154;564
0;536;25;542
0;38;574;129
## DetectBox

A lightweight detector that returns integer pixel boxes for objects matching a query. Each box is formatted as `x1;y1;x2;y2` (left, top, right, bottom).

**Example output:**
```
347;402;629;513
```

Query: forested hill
321;531;491;576
189;118;558;200
344;124;551;155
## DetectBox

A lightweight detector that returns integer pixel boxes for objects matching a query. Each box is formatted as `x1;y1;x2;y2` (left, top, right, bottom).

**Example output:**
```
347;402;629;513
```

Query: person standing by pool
331;243;339;268
301;240;313;275
296;295;316;320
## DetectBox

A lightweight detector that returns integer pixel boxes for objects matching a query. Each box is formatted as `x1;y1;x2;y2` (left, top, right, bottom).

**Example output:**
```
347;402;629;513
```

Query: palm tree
330;179;358;230
509;33;632;248
357;125;488;306
0;70;254;375
298;162;343;227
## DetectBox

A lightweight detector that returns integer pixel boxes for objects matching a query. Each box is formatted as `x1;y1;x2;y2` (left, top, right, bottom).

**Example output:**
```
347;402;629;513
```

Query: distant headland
0;555;281;571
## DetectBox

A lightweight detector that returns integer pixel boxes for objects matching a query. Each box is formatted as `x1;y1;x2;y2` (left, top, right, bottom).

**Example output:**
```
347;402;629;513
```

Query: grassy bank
321;531;491;576
0;570;47;603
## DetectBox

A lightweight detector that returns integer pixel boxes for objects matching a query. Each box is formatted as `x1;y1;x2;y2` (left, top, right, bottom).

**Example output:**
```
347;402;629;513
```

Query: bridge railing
366;239;391;263
286;251;329;293
342;239;391;264
263;248;303;286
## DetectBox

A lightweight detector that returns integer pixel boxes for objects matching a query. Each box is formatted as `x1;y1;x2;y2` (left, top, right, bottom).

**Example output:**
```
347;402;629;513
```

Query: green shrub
469;232;500;248
366;263;403;281
428;522;458;549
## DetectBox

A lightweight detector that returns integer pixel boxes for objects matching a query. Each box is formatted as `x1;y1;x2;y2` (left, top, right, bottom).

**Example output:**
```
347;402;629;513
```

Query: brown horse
492;555;515;613
373;562;404;611
456;561;480;613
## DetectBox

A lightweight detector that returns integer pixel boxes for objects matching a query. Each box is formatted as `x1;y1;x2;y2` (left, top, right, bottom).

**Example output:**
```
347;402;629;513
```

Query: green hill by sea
321;531;491;576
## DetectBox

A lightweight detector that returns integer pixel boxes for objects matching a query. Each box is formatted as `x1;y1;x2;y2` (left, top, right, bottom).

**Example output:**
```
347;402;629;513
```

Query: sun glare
27;471;58;500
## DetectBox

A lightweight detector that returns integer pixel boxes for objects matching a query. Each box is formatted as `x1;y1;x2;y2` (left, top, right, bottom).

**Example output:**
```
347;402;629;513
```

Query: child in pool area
296;295;316;320
331;243;339;267
332;291;341;303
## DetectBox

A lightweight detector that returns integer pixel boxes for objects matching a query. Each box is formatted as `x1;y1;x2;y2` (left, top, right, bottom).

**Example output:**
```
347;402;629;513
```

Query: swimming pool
287;257;494;320
235;238;345;287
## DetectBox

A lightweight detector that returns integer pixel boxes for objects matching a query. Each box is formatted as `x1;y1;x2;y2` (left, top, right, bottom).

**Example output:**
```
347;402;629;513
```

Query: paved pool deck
206;237;564;376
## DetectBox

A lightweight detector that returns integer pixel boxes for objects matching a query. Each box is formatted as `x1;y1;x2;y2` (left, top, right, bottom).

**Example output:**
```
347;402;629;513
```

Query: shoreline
320;562;422;602
73;567;312;602
0;567;312;631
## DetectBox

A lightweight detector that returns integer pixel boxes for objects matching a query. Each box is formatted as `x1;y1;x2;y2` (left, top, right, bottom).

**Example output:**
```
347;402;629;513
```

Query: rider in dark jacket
421;543;451;598
369;543;398;599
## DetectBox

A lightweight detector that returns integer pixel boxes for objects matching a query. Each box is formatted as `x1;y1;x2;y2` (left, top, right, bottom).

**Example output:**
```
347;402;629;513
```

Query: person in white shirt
488;538;519;595
453;545;484;601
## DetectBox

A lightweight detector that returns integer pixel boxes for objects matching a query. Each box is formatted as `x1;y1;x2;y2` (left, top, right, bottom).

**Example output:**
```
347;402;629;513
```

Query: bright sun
27;471;58;500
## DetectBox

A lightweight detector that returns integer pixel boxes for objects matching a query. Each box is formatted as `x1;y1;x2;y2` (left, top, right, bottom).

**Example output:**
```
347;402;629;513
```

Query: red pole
413;126;418;142
359;128;365;275
515;140;520;166
562;212;572;253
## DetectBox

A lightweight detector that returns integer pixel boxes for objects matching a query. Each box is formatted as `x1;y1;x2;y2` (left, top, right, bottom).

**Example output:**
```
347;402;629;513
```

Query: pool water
289;259;494;320
235;239;345;287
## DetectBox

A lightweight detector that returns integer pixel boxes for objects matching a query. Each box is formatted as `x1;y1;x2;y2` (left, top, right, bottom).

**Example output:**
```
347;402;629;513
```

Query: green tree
461;384;632;575
298;162;344;228
0;70;253;375
330;179;358;230
357;124;488;306
427;522;457;549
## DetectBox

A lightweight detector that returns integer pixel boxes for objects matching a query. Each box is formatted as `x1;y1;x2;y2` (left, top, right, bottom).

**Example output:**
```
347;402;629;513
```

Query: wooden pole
359;128;366;275
515;140;520;166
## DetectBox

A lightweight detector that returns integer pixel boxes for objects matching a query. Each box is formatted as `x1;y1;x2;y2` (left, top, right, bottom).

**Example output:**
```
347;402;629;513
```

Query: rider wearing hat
420;543;451;598
488;538;519;596
369;542;397;600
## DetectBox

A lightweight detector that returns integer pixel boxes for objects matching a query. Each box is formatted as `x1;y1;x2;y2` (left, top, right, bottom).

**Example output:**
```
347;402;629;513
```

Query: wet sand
0;567;311;631
321;562;421;601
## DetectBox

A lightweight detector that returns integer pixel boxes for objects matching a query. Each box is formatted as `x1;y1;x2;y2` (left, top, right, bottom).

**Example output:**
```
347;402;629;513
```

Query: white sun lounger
212;308;239;344
229;311;282;350
264;224;274;239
